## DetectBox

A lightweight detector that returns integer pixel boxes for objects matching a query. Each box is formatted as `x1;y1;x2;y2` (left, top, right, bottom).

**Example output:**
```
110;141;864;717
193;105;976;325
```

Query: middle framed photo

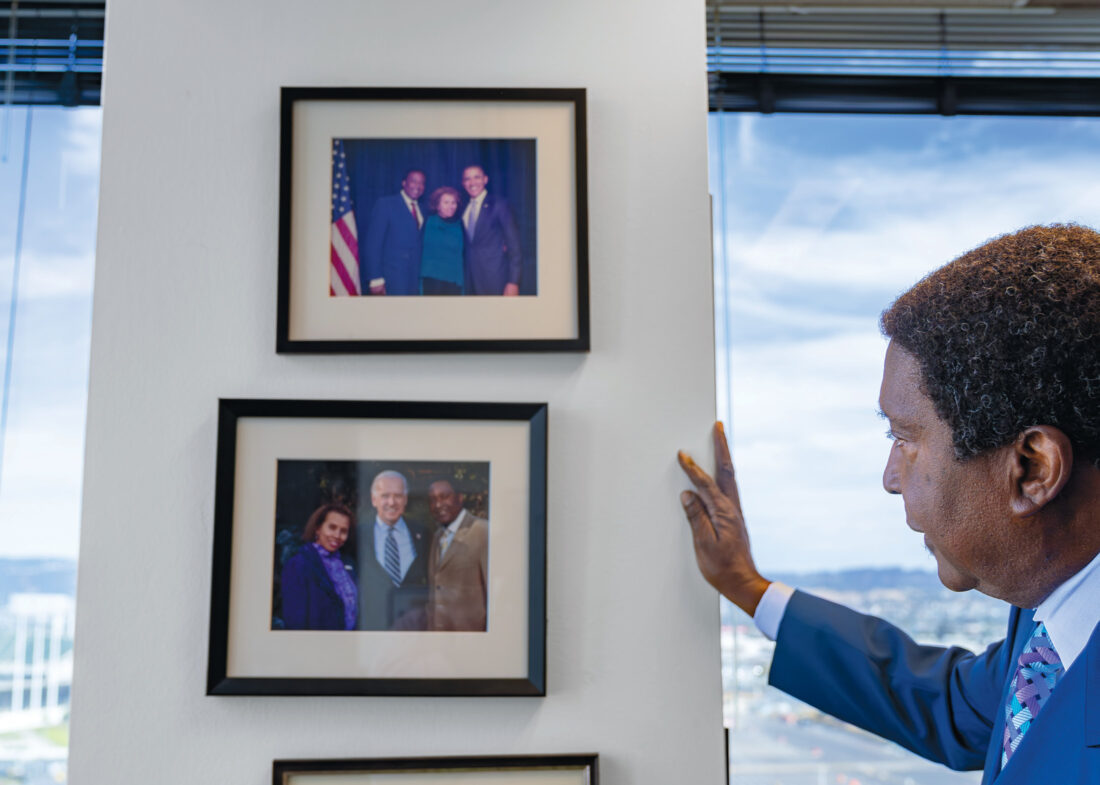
206;399;547;697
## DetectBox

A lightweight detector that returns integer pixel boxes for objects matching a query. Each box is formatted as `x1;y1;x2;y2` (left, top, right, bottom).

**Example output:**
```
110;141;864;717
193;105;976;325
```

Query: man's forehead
879;342;931;423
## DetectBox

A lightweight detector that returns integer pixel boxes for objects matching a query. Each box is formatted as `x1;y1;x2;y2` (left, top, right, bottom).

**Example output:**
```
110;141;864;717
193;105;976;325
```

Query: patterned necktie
1002;621;1064;768
466;201;480;238
383;527;402;586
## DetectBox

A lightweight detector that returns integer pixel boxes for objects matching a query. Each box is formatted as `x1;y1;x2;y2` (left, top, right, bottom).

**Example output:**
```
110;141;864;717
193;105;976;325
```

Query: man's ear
1008;426;1074;517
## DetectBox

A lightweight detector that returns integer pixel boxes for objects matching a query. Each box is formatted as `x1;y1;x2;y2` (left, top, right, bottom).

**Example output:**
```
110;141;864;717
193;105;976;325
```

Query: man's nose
882;446;902;495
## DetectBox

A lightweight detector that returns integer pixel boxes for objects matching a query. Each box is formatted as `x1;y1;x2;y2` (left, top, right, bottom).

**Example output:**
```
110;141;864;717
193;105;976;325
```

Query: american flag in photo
330;139;362;296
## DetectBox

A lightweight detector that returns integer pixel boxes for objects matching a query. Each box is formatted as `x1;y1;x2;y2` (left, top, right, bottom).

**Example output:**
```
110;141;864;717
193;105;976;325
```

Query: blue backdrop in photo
342;138;538;295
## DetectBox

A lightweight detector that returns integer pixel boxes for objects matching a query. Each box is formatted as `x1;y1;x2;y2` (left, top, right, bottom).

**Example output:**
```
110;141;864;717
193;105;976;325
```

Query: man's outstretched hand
678;422;771;616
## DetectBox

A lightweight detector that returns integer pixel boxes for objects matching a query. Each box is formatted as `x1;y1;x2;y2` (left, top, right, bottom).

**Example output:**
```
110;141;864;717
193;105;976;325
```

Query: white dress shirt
463;190;487;234
400;189;423;229
1033;547;1100;669
437;508;469;557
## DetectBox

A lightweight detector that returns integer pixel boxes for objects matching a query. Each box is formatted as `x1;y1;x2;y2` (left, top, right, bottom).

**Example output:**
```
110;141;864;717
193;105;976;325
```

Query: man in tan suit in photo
426;479;489;631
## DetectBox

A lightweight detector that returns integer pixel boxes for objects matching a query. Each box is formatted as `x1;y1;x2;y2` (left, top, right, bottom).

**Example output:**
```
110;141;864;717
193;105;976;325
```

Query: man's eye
885;429;902;442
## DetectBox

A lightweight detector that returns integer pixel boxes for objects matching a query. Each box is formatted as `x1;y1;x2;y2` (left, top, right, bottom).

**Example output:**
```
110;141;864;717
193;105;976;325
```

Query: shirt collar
1033;547;1100;670
444;508;468;536
374;516;408;537
400;190;418;208
468;190;487;208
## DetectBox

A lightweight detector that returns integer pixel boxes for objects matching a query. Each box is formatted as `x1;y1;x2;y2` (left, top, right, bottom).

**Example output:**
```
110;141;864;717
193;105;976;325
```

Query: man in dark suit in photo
363;169;426;296
356;469;430;630
679;224;1100;784
461;164;522;296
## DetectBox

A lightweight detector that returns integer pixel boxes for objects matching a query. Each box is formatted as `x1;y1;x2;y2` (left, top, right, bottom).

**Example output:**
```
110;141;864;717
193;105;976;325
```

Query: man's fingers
677;449;726;523
677;450;721;500
712;422;742;508
680;490;717;541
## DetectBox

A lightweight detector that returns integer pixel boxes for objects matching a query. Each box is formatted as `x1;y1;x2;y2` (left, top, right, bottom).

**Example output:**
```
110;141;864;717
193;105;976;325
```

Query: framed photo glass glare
207;399;548;696
277;88;589;352
273;755;597;785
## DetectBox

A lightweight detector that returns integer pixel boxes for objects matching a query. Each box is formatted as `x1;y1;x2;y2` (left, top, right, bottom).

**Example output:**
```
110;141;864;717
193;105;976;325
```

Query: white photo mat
225;416;531;680
287;98;580;342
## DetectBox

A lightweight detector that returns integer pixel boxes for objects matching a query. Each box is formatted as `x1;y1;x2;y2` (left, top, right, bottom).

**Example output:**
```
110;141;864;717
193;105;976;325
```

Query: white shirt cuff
753;581;795;641
368;277;385;288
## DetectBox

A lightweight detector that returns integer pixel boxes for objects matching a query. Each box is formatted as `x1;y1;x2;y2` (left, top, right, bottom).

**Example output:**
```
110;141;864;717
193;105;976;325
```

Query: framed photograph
276;87;589;353
206;399;548;696
273;755;598;785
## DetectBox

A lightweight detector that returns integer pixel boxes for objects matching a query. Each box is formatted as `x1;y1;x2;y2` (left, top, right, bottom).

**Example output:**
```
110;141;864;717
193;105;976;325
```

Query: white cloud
737;113;757;168
61;108;103;178
723;118;1100;290
0;250;96;300
0;407;86;559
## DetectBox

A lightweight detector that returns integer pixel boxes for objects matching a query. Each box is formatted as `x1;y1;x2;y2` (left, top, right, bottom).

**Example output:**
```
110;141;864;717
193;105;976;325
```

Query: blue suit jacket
280;544;355;631
770;591;1100;784
364;193;422;296
464;194;522;295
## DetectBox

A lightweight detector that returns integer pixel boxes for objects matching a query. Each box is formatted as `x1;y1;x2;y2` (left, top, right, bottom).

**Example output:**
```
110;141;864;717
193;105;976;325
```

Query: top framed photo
277;87;590;353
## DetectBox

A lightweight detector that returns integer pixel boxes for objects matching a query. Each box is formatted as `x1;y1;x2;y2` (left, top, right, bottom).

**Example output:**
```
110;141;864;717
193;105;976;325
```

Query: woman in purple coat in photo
280;503;358;630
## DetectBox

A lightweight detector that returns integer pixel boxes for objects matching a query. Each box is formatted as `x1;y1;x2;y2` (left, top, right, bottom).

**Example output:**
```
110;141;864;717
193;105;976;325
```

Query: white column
11;612;26;713
29;613;45;713
46;609;65;718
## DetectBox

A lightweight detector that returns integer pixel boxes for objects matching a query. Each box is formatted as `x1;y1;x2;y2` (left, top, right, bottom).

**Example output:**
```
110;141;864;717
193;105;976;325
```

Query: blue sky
0;107;100;559
709;112;1100;573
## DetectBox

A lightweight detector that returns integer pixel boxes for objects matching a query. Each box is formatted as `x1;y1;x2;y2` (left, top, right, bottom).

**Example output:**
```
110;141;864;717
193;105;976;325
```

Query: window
710;93;1100;785
0;104;101;785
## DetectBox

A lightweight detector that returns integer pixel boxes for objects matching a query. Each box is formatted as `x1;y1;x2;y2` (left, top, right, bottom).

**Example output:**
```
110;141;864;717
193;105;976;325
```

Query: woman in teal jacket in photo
420;186;465;295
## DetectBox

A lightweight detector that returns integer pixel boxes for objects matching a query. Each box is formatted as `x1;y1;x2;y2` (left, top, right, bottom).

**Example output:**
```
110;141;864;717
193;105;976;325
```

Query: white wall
71;1;720;783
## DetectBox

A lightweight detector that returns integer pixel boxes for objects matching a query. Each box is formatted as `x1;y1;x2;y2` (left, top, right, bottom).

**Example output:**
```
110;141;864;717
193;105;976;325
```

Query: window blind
2;1;105;106
707;4;1100;114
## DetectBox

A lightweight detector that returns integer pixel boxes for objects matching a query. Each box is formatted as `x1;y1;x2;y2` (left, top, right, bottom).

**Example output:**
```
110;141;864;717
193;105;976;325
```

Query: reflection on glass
709;112;1100;785
0;106;100;785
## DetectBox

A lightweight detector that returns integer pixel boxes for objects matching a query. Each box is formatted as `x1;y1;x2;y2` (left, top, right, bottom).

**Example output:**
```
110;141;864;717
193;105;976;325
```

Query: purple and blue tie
1001;621;1063;769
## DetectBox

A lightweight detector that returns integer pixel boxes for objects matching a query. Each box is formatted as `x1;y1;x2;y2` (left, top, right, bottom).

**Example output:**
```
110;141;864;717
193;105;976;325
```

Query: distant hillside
771;566;942;593
0;558;77;605
720;566;942;625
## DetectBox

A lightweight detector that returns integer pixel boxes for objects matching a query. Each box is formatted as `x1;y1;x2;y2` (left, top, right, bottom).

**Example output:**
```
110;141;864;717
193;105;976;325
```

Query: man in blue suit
461;165;522;296
355;469;430;630
679;224;1100;784
363;170;426;296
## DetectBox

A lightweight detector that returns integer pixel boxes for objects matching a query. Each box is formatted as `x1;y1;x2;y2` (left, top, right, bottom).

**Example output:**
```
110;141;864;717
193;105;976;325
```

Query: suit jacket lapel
304;546;340;601
472;198;491;241
437;514;473;570
1086;620;1100;747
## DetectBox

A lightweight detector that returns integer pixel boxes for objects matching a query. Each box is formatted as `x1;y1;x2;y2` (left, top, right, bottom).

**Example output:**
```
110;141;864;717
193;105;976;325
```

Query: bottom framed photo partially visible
273;755;597;785
206;399;548;697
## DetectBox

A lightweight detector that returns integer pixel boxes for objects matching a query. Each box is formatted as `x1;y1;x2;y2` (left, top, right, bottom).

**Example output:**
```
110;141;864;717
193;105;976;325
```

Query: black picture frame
276;87;590;353
206;398;548;696
273;754;598;784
